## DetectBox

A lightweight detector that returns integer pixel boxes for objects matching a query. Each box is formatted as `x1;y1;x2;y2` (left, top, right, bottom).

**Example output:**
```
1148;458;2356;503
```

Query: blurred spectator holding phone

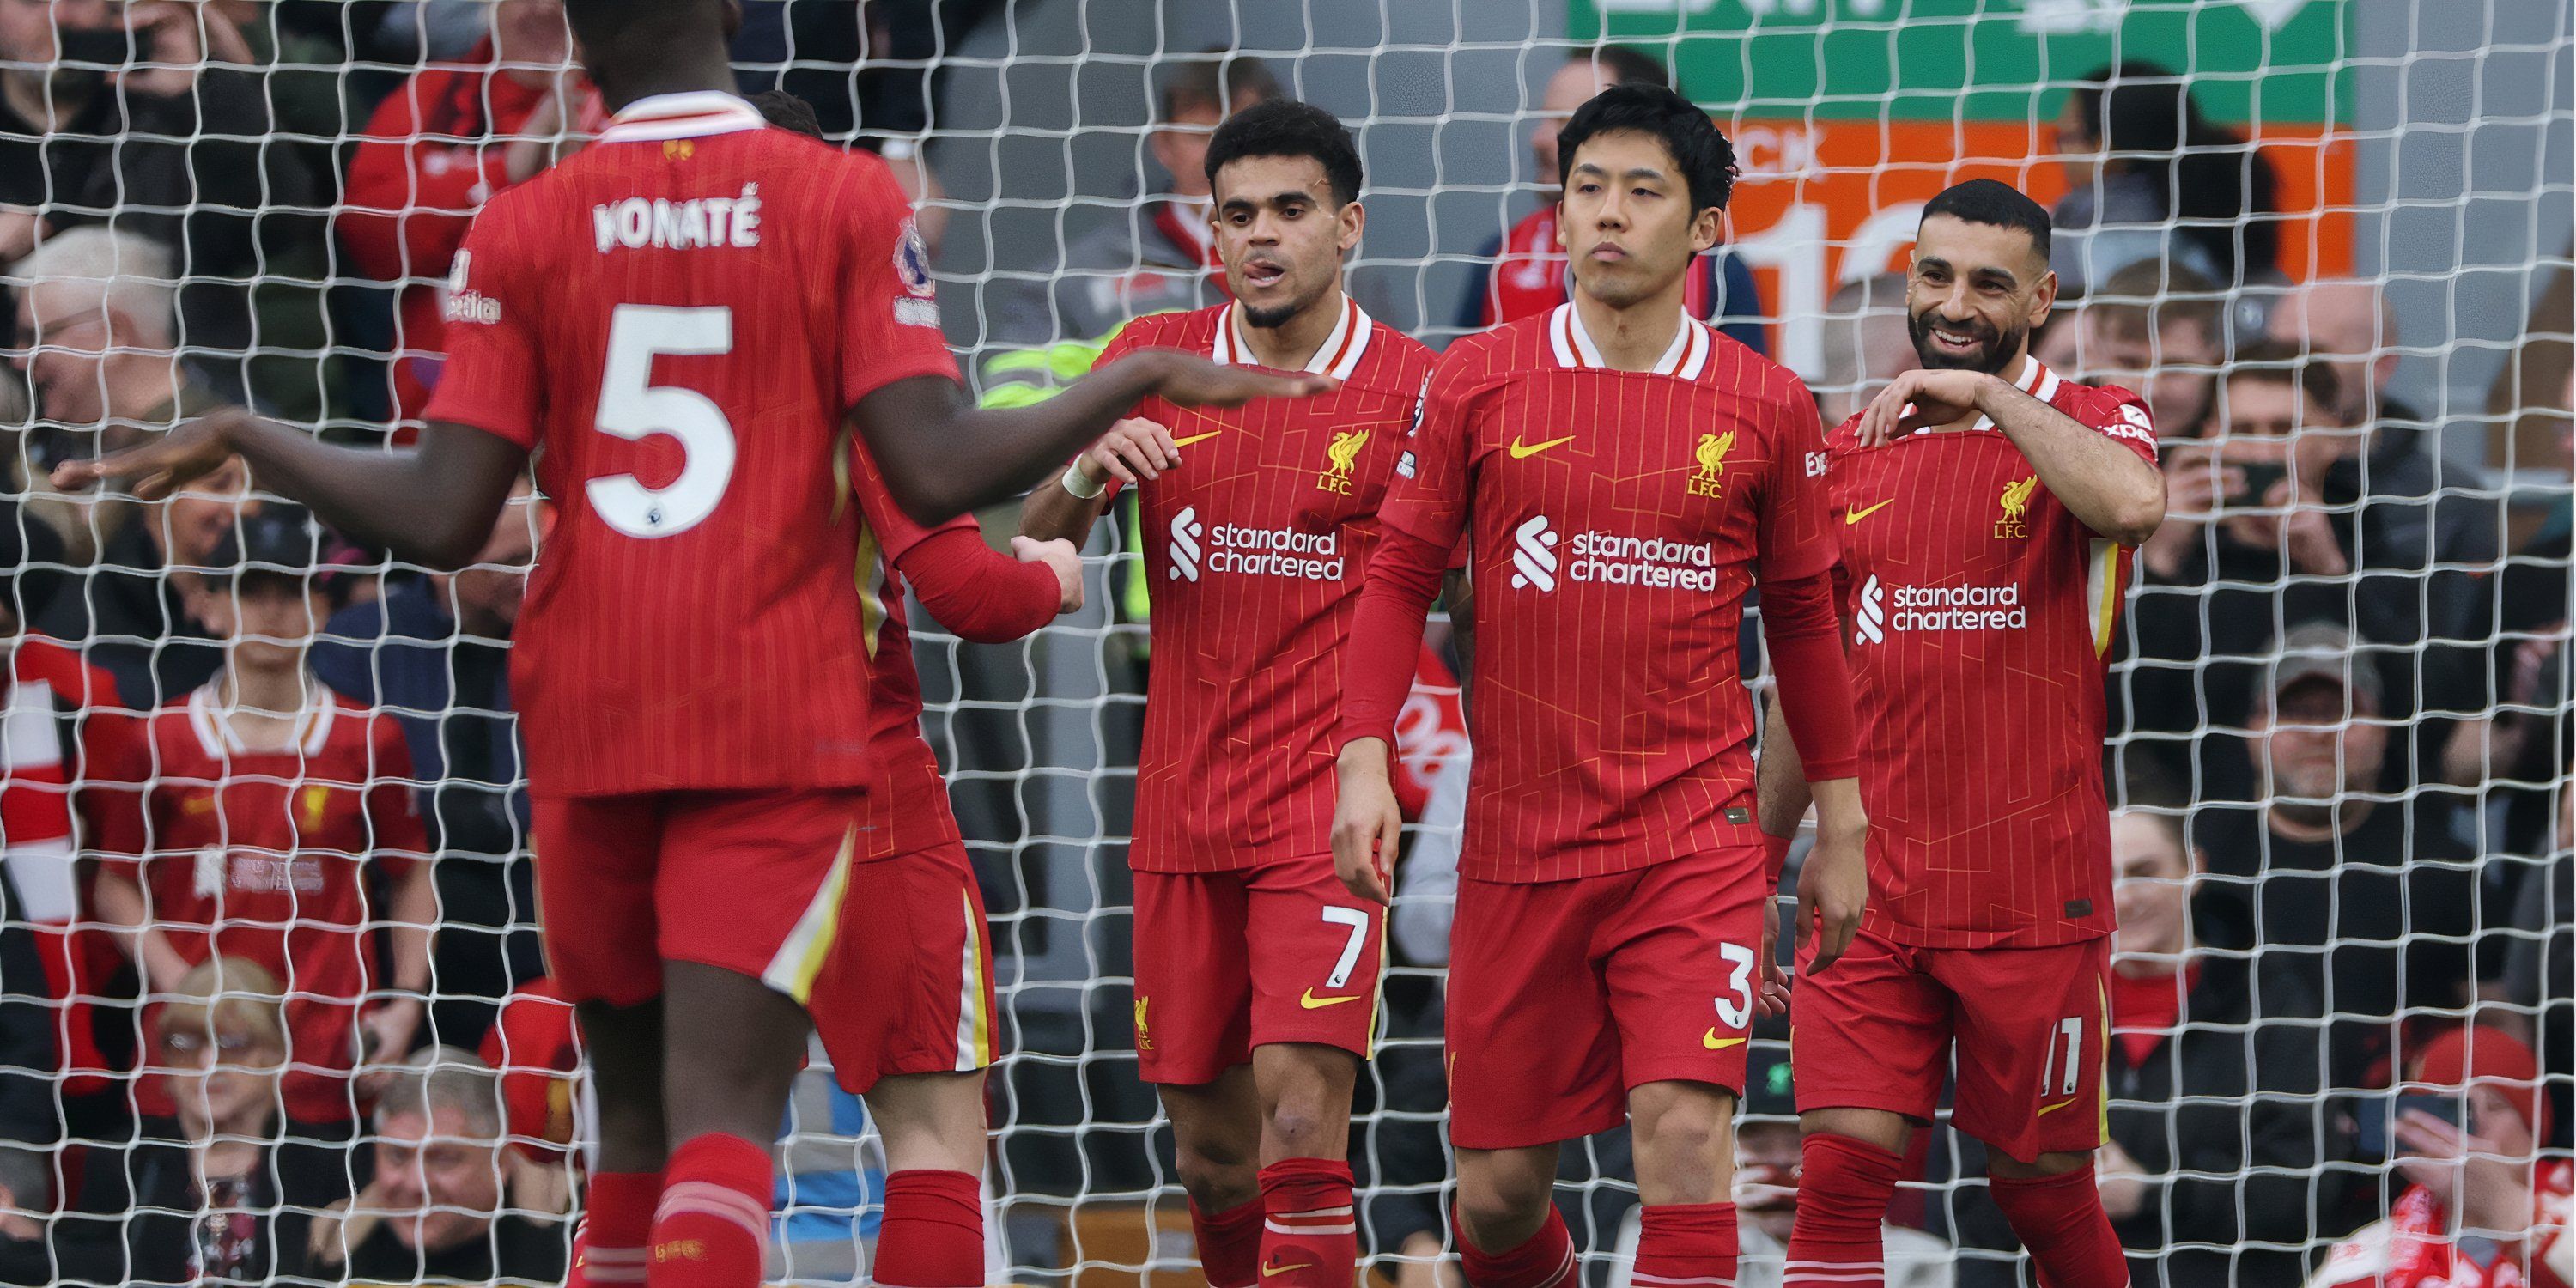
2308;1025;2569;1288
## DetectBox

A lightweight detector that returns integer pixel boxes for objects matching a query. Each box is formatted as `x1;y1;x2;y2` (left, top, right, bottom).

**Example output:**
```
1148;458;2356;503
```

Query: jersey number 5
591;304;737;538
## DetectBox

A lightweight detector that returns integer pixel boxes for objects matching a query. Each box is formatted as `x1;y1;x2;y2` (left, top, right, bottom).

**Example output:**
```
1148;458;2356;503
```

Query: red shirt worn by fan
1094;299;1437;872
1824;356;2157;949
421;92;961;798
94;687;428;1122
1366;303;1836;882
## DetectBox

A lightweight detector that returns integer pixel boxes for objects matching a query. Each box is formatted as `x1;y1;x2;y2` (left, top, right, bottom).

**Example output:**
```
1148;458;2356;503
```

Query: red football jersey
843;438;975;861
1382;303;1834;883
1825;355;2158;949
1099;298;1437;872
95;684;428;1122
422;91;961;796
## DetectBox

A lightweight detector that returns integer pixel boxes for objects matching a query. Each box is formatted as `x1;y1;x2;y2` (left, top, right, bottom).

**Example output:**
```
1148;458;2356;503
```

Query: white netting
0;1;2567;1285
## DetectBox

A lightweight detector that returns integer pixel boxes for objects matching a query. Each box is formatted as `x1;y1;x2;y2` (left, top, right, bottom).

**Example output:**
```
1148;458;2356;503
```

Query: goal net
1;0;2567;1285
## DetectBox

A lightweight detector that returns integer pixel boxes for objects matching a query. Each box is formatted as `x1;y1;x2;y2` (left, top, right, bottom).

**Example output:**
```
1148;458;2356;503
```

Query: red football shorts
1792;927;2111;1163
1129;853;1383;1086
807;840;998;1094
532;790;868;1010
1446;847;1767;1151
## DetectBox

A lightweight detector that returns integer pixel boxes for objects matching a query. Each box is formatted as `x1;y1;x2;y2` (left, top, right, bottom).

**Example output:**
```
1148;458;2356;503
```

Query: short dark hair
748;89;825;140
2227;337;2342;414
2092;258;2221;343
1567;44;1669;91
1161;49;1281;121
1204;99;1363;208
1917;179;2053;262
1555;83;1735;214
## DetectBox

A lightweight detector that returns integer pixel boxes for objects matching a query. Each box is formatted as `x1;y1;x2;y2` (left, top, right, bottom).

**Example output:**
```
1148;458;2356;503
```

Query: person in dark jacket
312;487;540;1054
50;957;355;1285
2101;806;2342;1287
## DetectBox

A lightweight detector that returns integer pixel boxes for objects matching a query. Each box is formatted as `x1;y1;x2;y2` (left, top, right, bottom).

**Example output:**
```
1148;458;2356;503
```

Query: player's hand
1136;349;1340;410
2095;1139;2148;1221
1795;801;1867;975
1755;894;1789;1018
1080;416;1183;486
1011;536;1085;614
51;405;246;501
1854;368;2002;448
1331;740;1401;907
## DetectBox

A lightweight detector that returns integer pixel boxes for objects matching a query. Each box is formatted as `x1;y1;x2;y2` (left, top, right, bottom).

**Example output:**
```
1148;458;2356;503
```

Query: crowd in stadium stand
0;3;2565;1285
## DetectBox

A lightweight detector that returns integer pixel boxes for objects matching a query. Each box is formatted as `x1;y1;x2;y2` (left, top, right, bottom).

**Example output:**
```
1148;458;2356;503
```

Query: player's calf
1783;1131;1905;1288
1627;1083;1741;1288
1453;1145;1575;1288
1249;1043;1363;1288
1161;1070;1267;1287
1986;1151;2128;1288
866;1071;992;1288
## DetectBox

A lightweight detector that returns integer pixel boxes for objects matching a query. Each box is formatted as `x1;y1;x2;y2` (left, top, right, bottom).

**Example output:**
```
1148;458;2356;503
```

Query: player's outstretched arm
854;351;1334;526
52;410;528;571
1018;417;1185;545
895;528;1084;641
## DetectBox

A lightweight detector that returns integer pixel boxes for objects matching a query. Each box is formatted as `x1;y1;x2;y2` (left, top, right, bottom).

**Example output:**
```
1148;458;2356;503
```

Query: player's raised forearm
1981;381;2165;545
1017;468;1111;544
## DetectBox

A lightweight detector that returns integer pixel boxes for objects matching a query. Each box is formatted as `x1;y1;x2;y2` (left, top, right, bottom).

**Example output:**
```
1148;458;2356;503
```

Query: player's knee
1630;1087;1724;1161
1453;1178;1552;1250
1173;1143;1260;1211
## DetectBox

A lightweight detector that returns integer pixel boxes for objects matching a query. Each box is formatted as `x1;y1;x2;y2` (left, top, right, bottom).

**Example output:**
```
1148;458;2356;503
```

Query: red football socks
569;1170;662;1287
648;1133;773;1287
1191;1194;1267;1288
1988;1166;2129;1288
1256;1157;1358;1288
1456;1203;1577;1288
874;1169;986;1287
1633;1201;1740;1288
1785;1133;1902;1288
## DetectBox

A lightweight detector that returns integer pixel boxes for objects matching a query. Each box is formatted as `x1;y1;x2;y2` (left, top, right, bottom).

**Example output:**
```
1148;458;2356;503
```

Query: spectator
88;507;434;1129
1813;271;1912;425
0;0;322;407
2101;805;2337;1288
1048;49;1280;343
312;1047;571;1282
338;0;588;421
2306;1026;2571;1288
2049;61;2281;295
0;1144;44;1285
51;957;353;1285
1714;1041;1952;1288
313;485;539;1054
2503;785;2573;1149
1454;45;1763;351
0;862;57;1288
9;226;250;708
2075;259;2225;440
2191;622;2504;1090
2124;343;2489;793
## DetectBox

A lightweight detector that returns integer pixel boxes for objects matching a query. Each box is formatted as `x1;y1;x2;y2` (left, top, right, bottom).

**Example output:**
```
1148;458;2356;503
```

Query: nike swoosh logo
1262;1263;1316;1279
2036;1096;2080;1117
1172;431;1224;447
1703;1030;1747;1051
1300;988;1361;1010
1508;434;1576;459
1845;499;1895;525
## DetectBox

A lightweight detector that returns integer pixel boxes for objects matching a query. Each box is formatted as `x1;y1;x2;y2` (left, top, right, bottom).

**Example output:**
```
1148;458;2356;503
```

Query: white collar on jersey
1210;294;1375;378
1966;353;2065;432
187;681;337;760
595;90;767;145
1546;301;1710;379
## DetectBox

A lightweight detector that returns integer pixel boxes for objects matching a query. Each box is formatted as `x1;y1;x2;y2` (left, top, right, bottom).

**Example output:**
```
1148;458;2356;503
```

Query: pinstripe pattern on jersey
1823;357;2159;950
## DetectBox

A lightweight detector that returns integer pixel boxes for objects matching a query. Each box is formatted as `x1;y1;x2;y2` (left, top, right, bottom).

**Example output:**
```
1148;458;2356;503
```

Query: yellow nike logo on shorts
1703;1029;1746;1050
2036;1096;2080;1116
1508;434;1575;459
1300;988;1361;1009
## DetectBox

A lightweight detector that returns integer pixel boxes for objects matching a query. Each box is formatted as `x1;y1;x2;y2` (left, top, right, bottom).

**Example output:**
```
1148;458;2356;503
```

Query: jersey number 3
592;304;737;538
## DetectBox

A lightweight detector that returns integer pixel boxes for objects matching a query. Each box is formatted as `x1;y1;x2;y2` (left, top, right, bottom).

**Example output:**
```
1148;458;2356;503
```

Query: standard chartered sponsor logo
1856;574;1887;644
1170;506;1346;581
1169;507;1205;581
1508;514;1716;592
1510;515;1558;591
1856;573;2026;641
